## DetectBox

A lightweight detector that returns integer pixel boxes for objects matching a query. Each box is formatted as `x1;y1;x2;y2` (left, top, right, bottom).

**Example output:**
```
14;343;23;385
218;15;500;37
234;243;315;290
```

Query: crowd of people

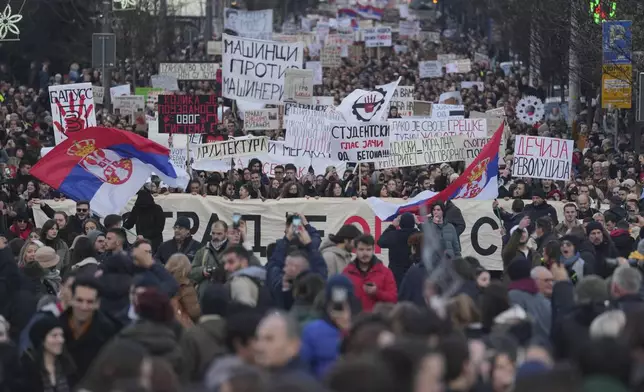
1;2;644;392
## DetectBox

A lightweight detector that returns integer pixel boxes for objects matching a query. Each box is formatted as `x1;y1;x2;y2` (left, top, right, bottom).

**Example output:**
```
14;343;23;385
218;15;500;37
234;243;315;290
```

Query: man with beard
586;221;619;278
577;194;599;220
523;189;558;230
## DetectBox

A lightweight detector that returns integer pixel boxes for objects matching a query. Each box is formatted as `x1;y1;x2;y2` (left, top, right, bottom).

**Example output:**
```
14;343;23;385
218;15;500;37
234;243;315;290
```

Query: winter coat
190;241;226;285
70;257;100;277
300;317;342;379
592;238;619;279
494;209;526;244
16;351;74;392
535;231;558;256
123;190;166;252
41;237;71;273
508;282;551;343
523;201;559;230
114;319;184;376
560;253;593;284
0;342;19;392
179;315;228;383
226;266;267;308
502;230;535;272
342;257;397;312
377;224;418;288
0;247;38;342
319;237;353;277
290;302;320;327
426;220;461;258
155;236;201;265
397;261;427;307
59;308;119;384
444;201;466;237
8;222;32;241
20;262;58;299
610;229;634;258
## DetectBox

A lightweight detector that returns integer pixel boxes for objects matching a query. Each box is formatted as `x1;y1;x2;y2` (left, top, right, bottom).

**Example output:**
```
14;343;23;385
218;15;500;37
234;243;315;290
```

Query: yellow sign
602;64;632;109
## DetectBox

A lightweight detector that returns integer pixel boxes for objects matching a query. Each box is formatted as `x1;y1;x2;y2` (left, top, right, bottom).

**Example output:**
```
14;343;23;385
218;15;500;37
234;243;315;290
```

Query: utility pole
205;0;213;43
101;0;112;112
568;2;580;129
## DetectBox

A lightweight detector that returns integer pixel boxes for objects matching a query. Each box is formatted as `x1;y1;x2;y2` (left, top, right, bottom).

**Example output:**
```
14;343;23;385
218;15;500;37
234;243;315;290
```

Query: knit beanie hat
29;314;62;349
586;221;604;236
507;255;531;281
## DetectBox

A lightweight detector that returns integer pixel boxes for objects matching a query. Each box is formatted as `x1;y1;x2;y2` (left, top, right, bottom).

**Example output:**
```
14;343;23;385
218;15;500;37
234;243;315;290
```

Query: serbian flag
368;122;505;221
31;127;188;216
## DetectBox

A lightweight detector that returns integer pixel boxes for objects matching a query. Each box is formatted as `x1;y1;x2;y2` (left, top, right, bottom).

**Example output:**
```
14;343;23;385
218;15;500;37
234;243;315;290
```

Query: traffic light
590;0;617;24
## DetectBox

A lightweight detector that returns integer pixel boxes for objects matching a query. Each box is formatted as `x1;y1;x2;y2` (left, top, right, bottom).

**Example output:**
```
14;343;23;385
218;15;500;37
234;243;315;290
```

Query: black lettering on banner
471;217;498;256
199;213;222;245
158;95;218;134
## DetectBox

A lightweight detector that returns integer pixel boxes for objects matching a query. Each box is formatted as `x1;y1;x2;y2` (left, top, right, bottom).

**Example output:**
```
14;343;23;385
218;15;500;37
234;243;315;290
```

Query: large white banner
383;136;466;168
513;135;573;181
222;34;304;104
48;83;97;145
224;8;273;40
389;118;487;140
35;198;570;271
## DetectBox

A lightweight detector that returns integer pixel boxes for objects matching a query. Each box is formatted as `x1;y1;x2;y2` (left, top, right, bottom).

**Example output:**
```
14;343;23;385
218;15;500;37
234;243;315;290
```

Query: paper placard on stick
469;111;502;137
398;20;417;39
321;45;342;68
284;107;332;152
446;59;472;74
388;118;486;140
159;63;219;80
306;61;322;85
170;148;188;171
284;68;313;104
431;104;465;118
195;137;269;161
207;41;222;55
383;136;466;167
437;53;459;62
48;83;97;145
110;84;131;97
461;81;484;91
364;27;392;47
387;86;414;116
243;109;279;130
512;135;573;181
224;8;273;40
113;95;145;116
419;61;442;78
157;95;218;134
92;86;104;104
222;34;304;104
329;122;390;162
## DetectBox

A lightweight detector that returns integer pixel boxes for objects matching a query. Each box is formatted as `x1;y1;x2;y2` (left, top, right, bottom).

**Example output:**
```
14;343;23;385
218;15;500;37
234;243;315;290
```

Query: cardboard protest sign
113;95;145;116
195;137;269;161
157;95;218;134
284;103;331;120
329;122;390;162
207;41;222;55
486;107;506;117
224;8;273;40
110;84;131;97
512;135;573;181
306;61;322;85
469;111;502;137
321;45;342;68
159;63;219;80
446;59;471;74
413;101;432;116
283;69;313;104
388;118;487;140
222;34;304;104
419;61;442;78
464;137;491;165
431;104;465;119
284;106;334;152
243;109;279;130
48;83;97;144
461;81;484;91
151;75;179;91
383;136;466;167
364;27;392;47
388;86;414;116
170;148;188;171
398;20;417;39
437;54;459;62
92;86;104;104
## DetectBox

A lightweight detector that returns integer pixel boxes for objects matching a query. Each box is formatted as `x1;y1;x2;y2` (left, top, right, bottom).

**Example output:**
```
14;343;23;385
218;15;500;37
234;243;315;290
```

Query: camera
232;213;241;229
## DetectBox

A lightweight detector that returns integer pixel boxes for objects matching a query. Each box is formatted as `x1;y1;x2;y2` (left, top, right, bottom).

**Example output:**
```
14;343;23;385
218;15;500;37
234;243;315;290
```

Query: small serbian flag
32;127;184;216
368;122;505;221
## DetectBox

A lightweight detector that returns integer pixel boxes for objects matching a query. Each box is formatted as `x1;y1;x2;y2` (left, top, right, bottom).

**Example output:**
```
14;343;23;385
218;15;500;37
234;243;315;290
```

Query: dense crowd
1;5;644;392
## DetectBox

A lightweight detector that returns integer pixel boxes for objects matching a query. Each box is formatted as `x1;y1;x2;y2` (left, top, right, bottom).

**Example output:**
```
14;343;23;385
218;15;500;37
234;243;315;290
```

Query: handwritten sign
159;63;219;80
364;27;392;47
321;45;342;68
461;81;484;91
382;136;466;167
195;137;269;161
419;61;442;78
389;118;487;140
284;68;313;104
306;61;322;85
388;86;414;116
430;104;465;119
243;109;280;130
113;95;145;116
284;107;333;152
329;122;390;162
512;135;573;181
224;8;273;40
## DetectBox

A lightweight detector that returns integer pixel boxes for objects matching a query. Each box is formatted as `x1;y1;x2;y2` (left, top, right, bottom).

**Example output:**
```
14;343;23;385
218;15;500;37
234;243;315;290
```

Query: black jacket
123;190;166;252
398;261;426;307
155;236;201;265
523;202;559;231
592;238;619;278
59;308;119;385
610;229;635;258
444;201;466;237
0;248;37;342
377;224;419;287
611;294;644;314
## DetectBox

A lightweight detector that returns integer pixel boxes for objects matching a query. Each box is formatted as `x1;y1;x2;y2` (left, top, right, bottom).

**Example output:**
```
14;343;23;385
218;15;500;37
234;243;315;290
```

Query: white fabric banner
222;34;304;104
48;83;97;145
34;198;570;271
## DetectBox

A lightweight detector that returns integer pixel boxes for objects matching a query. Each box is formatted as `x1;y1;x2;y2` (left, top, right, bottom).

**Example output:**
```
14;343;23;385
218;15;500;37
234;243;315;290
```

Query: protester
155;216;200;264
320;224;362;276
377;212;419;287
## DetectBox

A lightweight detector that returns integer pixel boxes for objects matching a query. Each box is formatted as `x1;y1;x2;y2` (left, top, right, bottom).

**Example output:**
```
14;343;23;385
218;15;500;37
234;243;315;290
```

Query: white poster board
419;61;442;78
243;109;280;130
224;8;273;40
48;83;97;144
159;63;219;80
512;135;573;181
364;27;392;47
284;68;313;104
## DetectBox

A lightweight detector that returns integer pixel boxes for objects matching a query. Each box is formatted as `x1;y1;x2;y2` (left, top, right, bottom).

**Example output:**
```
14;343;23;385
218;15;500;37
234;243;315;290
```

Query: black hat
586;221;604;236
507;255;531;281
532;188;546;199
29;315;62;349
560;235;579;249
174;216;191;230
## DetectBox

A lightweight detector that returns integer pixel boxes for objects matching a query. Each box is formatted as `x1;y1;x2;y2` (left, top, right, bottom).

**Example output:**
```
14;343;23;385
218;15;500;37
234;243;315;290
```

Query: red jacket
342;258;397;312
10;222;32;240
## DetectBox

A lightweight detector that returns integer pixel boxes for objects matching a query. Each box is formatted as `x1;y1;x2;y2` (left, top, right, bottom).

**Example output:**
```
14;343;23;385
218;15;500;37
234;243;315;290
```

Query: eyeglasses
77;208;88;213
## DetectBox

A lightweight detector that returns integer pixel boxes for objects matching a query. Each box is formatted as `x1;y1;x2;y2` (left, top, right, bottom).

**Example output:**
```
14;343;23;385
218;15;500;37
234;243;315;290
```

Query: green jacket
190;242;225;284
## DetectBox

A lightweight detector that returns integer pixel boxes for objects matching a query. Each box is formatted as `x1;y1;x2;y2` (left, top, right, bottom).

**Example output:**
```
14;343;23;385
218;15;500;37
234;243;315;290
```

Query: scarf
561;252;580;267
42;268;62;294
508;278;539;294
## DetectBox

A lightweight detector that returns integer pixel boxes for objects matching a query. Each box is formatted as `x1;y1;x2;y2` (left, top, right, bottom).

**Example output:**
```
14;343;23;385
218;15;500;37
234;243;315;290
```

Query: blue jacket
377;224;418;288
398;262;427;306
300;317;342;379
266;225;327;309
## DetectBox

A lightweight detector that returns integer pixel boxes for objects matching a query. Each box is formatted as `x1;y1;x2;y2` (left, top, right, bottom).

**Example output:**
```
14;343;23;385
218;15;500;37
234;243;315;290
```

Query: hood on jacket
320;236;352;258
400;213;416;229
135;189;156;208
71;257;99;271
231;266;266;282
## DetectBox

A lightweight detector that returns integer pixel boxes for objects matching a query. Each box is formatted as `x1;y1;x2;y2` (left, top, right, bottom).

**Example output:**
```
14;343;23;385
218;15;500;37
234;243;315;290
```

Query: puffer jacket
319;237;353;277
427;220;461;258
